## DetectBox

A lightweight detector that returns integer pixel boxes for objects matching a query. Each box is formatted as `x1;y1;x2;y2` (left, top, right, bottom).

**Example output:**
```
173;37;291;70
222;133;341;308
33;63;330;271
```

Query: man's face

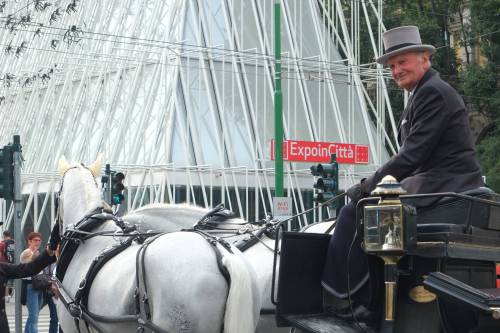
388;52;429;90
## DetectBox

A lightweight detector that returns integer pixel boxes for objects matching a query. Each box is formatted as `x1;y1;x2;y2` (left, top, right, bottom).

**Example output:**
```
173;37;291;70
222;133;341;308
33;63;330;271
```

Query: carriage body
274;188;500;333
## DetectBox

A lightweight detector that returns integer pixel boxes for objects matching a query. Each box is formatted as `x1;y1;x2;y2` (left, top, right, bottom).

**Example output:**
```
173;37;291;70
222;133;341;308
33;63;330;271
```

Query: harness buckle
218;238;232;252
142;294;152;319
238;225;251;234
69;303;83;318
78;279;86;291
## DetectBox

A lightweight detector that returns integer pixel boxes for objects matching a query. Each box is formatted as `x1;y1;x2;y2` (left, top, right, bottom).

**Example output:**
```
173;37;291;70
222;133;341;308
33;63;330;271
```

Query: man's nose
391;66;401;77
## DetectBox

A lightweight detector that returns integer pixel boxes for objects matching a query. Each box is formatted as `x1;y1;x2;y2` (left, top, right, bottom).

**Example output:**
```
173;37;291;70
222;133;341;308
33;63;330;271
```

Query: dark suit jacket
363;68;483;195
0;250;56;332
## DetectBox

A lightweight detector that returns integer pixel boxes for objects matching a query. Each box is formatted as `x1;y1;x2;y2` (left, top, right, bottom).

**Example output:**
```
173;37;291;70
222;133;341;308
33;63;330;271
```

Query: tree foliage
460;0;500;191
476;128;500;191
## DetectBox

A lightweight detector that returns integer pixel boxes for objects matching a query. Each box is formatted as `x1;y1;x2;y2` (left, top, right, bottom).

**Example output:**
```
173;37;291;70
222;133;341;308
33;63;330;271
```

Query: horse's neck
62;183;102;227
64;201;101;227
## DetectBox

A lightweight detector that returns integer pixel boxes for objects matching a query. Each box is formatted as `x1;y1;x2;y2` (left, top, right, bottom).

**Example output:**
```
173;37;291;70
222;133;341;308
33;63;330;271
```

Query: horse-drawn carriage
51;155;500;333
273;177;500;333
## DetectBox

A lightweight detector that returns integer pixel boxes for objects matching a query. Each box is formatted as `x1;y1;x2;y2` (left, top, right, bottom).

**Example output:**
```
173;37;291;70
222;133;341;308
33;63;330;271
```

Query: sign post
273;196;293;229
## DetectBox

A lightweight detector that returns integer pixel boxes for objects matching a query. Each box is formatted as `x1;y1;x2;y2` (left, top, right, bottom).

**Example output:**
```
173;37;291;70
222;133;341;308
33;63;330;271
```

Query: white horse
56;156;261;333
124;202;336;333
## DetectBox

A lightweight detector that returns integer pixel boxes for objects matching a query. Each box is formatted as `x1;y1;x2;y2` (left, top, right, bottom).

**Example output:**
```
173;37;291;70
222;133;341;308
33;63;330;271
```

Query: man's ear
422;51;431;68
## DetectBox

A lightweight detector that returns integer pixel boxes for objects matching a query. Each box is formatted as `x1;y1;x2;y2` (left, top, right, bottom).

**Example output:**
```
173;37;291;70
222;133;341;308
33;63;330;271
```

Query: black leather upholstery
406;187;496;232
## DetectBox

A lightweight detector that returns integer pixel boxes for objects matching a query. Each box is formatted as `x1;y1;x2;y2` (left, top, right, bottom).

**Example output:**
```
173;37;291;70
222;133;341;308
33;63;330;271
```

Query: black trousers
322;200;388;313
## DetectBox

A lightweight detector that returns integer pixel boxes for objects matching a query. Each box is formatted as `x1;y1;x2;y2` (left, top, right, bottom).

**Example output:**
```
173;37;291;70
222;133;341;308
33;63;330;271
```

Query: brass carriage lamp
363;175;409;255
362;175;416;332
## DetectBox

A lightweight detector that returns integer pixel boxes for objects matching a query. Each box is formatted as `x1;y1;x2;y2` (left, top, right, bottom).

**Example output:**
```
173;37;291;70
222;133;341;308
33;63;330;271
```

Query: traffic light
0;145;14;199
102;164;126;206
311;154;339;206
111;172;125;205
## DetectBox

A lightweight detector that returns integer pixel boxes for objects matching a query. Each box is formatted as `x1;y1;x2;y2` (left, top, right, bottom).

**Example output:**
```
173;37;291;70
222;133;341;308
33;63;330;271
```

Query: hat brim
376;44;436;65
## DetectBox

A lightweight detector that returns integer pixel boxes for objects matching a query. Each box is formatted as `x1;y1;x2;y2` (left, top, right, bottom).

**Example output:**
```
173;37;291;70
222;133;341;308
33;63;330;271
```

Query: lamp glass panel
364;205;403;252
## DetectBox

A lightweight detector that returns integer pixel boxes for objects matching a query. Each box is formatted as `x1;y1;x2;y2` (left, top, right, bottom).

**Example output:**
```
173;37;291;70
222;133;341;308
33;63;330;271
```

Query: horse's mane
130;203;246;224
132;203;206;215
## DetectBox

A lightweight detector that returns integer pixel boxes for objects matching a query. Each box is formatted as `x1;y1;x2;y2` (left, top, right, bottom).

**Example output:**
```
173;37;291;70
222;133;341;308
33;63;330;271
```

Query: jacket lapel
397;68;437;130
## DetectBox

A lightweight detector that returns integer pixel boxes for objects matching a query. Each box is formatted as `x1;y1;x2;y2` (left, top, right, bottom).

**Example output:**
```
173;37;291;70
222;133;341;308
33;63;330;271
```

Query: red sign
271;140;369;164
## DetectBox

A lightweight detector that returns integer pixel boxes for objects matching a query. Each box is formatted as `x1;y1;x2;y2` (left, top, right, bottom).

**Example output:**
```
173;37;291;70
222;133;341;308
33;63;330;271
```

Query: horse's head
58;155;103;226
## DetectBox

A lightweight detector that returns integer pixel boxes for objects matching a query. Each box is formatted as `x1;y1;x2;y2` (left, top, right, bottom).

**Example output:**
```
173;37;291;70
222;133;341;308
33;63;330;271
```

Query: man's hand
346;183;363;202
49;223;61;251
346;181;369;202
46;244;60;259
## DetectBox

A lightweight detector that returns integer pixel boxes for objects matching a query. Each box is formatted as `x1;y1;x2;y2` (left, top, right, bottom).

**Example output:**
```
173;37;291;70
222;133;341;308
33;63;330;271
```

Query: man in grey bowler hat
322;26;483;319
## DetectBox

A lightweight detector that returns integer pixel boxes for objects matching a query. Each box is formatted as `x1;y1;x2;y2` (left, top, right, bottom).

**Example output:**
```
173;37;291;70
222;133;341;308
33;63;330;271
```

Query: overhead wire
0;34;494;105
0;2;496;104
0;2;497;80
0;23;393;87
0;10;496;73
0;0;498;65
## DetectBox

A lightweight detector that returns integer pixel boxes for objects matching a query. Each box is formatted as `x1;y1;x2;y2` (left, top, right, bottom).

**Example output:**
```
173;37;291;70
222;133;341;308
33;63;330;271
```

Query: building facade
0;0;396;236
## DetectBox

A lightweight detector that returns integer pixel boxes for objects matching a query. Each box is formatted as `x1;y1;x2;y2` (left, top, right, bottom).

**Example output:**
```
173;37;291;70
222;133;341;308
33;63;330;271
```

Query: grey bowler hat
376;26;436;65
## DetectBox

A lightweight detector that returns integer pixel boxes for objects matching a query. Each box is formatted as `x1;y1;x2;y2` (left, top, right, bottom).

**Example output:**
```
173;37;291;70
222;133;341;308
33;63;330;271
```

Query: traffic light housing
111;172;125;205
101;164;125;206
311;154;339;206
0;145;14;199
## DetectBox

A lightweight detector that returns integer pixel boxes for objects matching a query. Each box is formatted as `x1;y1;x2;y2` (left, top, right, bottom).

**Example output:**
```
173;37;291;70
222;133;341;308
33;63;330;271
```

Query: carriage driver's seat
404;187;500;235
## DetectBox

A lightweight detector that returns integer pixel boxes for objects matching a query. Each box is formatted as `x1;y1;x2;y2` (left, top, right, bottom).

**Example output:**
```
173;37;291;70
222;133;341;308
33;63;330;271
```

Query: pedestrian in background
21;232;45;333
0;231;15;302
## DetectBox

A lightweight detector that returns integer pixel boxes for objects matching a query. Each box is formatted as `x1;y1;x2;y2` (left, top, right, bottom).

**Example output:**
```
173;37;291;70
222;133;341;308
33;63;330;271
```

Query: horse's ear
58;156;71;176
88;154;103;177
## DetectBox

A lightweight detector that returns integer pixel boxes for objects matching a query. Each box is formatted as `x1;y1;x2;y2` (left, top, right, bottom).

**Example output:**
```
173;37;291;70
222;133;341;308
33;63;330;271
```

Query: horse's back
88;231;228;333
302;220;336;234
124;204;203;232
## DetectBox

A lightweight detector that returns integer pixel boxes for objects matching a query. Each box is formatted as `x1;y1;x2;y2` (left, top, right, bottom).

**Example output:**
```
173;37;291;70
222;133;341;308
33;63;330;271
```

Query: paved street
6;299;53;333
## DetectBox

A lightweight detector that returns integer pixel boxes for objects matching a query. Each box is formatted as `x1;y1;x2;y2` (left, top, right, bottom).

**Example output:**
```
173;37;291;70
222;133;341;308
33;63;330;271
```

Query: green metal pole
274;1;284;197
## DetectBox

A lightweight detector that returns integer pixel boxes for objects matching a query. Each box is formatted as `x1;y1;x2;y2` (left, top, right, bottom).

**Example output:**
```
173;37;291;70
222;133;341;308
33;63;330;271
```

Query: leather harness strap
57;208;116;281
56;202;277;332
134;233;169;333
190;229;232;284
56;210;239;333
55;210;159;333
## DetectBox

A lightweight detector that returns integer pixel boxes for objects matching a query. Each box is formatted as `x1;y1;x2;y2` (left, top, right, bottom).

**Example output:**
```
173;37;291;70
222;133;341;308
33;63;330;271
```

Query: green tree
476;128;500;191
458;0;500;191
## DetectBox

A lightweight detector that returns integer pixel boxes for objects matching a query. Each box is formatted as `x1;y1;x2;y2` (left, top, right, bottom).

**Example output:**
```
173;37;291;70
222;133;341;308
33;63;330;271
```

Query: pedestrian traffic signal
311;154;339;206
0;145;14;199
111;172;125;205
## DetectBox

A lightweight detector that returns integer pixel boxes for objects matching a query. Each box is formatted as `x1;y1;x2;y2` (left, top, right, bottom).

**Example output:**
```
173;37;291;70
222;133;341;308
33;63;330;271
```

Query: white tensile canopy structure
0;0;397;234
